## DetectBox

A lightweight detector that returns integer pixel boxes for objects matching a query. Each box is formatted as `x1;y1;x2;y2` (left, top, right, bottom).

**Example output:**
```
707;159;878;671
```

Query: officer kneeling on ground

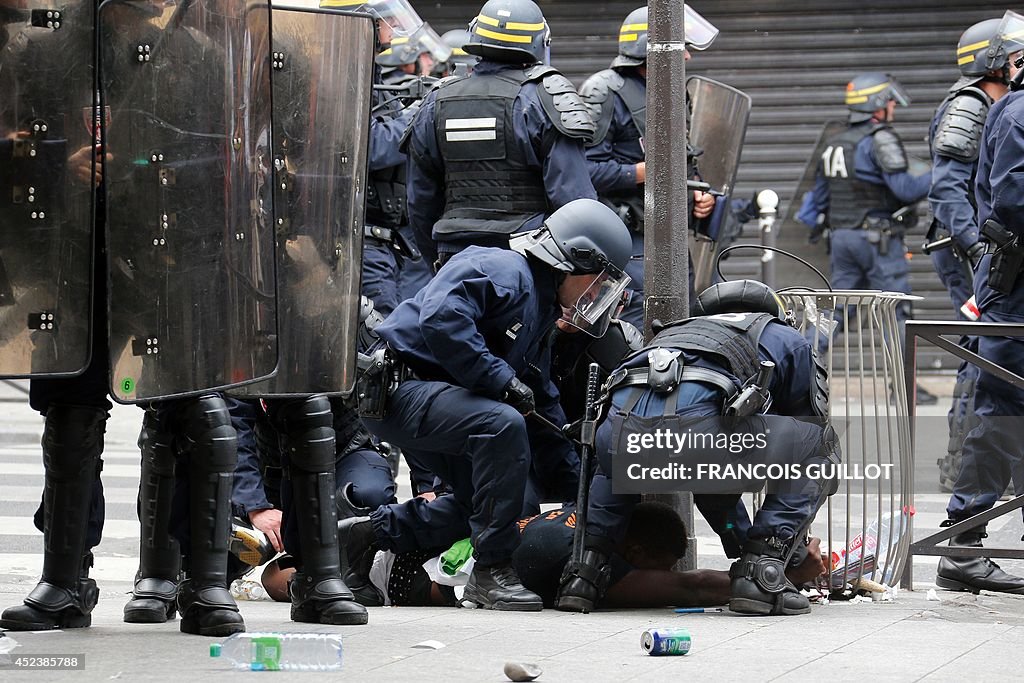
556;280;840;616
341;198;632;611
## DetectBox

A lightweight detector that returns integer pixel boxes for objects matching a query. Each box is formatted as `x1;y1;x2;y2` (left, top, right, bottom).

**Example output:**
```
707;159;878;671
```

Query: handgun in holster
355;347;396;420
981;219;1024;295
724;361;775;418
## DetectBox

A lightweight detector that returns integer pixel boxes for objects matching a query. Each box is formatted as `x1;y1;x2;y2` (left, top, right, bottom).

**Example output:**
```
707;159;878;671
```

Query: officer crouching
342;199;632;611
556;280;840;616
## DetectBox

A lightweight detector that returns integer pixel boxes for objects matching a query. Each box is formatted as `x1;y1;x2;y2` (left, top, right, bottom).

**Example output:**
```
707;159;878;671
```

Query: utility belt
835;217;904;256
981;219;1024;295
354;344;418;420
603;349;774;419
364;225;421;262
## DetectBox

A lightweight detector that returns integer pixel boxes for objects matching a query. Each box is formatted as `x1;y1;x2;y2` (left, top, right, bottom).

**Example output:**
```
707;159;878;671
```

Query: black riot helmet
693;280;787;322
845;72;911;123
463;0;551;65
509;199;633;337
612;5;719;69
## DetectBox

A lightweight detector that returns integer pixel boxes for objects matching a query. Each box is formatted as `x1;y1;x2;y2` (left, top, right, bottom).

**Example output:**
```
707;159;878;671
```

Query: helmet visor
326;0;422;37
886;78;912;107
996;10;1024;59
415;24;453;63
684;6;719;51
562;270;632;338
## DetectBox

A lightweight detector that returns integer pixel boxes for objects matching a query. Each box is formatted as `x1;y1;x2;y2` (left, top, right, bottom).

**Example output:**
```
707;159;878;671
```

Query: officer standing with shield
928;18;1021;492
796;72;936;405
936;10;1024;596
403;0;596;269
579;4;719;327
0;0;110;633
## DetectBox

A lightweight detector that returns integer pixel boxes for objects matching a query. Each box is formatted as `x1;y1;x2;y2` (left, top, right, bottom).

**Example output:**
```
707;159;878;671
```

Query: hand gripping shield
0;2;96;377
234;4;374;397
686;76;751;292
100;0;277;402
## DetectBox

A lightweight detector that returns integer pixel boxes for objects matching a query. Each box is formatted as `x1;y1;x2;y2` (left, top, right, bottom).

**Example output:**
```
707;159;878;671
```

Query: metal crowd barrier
900;320;1024;590
779;290;917;593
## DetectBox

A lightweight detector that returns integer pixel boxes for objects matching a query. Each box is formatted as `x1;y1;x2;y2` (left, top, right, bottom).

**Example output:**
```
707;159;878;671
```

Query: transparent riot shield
99;0;277;402
686;76;751;292
781;120;847;233
0;3;95;377
233;5;373;397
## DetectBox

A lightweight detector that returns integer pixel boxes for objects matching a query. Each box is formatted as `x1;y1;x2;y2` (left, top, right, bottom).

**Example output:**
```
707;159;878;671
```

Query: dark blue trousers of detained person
947;255;1024;522
585;385;818;553
362;380;530;567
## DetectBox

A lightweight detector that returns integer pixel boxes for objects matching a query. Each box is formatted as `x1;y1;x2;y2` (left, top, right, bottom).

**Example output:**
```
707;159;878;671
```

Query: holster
355;346;414;420
981;219;1024;296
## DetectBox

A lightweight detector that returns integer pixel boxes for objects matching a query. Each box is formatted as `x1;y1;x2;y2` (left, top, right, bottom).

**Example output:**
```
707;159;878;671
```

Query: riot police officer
928;18;1021;492
403;0;596;268
797;73;936;404
339;199;632;611
579;4;719;327
556;280;838;615
936;10;1024;596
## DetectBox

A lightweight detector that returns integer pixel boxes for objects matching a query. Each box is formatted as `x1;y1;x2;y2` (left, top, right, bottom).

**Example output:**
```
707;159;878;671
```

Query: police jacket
375;246;562;400
403;60;597;264
928;86;991;249
797;121;931;230
975;90;1024;241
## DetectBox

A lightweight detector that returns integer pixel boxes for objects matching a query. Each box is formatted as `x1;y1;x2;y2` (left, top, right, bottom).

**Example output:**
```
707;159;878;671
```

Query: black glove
502;377;535;415
965;241;985;270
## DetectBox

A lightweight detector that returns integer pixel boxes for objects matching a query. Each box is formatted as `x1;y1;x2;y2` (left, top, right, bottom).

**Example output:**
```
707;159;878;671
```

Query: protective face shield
684;5;718;51
319;0;423;38
561;268;632;338
991;10;1024;70
376;24;450;69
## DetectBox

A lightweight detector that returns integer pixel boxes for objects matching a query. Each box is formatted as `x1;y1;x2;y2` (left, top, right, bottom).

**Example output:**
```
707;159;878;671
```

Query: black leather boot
337;516;378;588
729;538;810;616
274;396;368;625
463;562;543;612
0;406;105;631
335;482;372;521
173;397;245;637
554;549;611;613
124;417;180;623
936;525;1024;595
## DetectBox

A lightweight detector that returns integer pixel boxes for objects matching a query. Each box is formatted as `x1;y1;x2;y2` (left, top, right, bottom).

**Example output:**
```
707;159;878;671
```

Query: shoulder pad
579;69;624;145
870;127;908;173
528;68;596;141
933;91;989;164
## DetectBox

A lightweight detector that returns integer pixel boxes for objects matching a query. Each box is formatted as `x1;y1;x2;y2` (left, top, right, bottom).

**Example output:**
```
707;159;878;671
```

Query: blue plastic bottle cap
209;644;222;658
251;663;266;672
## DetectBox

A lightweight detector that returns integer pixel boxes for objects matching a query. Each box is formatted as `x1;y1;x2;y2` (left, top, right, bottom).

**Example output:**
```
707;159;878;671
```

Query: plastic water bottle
209;633;343;671
230;578;266;601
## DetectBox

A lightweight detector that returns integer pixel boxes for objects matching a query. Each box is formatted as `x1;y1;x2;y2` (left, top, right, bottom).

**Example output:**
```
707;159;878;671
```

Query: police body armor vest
641;313;775;384
607;313;776;402
825;123;902;229
432;70;549;237
597;70;647;230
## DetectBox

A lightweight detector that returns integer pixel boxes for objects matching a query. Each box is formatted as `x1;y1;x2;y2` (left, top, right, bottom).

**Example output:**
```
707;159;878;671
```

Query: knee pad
274;396;335;473
179;395;236;471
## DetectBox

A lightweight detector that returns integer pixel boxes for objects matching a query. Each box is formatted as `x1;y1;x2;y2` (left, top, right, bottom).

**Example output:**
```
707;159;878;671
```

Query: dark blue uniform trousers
362;380;530;567
947;255;1024;520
